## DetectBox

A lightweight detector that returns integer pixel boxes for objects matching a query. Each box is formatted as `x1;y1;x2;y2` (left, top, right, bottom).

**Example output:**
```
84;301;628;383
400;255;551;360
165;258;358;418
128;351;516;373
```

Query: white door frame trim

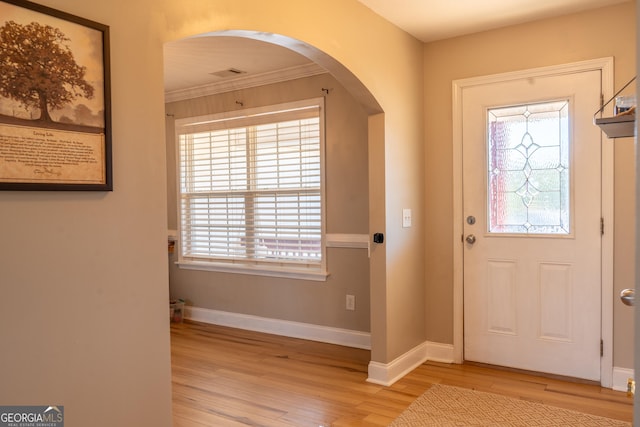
452;57;614;387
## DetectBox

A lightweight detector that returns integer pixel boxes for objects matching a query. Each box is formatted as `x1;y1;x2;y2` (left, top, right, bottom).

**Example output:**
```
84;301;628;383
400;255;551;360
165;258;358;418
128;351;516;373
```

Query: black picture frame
0;0;111;191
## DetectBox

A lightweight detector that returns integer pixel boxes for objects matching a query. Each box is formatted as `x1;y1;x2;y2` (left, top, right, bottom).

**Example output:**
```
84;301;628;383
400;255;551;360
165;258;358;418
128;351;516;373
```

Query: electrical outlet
346;294;355;311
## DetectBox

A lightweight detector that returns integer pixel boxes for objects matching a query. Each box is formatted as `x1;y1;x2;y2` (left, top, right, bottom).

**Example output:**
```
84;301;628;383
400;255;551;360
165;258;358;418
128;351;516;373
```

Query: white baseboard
367;341;455;386
185;306;371;350
612;367;634;392
367;342;429;386
365;337;629;390
426;341;455;363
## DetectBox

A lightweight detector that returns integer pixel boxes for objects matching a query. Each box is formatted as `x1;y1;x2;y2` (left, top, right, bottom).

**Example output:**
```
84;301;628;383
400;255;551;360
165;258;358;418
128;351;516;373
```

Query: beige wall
1;1;425;424
0;0;173;425
423;2;636;367
166;73;371;332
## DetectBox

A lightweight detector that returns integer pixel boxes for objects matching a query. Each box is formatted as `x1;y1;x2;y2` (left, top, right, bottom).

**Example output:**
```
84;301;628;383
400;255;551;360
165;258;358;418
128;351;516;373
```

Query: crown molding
165;63;328;103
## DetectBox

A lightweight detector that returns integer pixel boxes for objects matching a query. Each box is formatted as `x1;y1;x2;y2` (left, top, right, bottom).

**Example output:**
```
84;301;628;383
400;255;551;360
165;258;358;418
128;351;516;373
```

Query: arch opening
163;29;386;369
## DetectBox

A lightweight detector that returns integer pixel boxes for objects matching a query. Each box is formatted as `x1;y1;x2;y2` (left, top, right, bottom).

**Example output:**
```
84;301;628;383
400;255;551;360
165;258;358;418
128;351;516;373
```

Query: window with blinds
175;98;326;278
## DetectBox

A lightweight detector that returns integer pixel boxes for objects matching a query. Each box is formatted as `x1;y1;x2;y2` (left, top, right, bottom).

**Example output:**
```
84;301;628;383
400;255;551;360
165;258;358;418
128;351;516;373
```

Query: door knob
620;288;635;306
465;234;476;244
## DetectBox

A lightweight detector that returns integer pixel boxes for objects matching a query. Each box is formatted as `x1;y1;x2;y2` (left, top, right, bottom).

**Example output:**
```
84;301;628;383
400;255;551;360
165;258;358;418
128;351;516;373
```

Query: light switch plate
402;208;412;228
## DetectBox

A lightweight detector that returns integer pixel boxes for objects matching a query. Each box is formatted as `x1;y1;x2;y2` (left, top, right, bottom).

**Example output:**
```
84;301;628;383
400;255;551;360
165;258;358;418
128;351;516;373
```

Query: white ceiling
164;0;630;97
164;36;313;95
357;0;630;43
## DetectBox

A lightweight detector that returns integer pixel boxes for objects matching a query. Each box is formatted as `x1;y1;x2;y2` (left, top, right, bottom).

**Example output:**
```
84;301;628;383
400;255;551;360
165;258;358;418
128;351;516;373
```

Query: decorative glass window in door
488;100;570;234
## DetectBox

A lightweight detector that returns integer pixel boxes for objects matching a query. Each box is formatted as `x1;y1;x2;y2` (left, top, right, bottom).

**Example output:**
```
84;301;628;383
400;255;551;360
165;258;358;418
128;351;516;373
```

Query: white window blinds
176;99;325;274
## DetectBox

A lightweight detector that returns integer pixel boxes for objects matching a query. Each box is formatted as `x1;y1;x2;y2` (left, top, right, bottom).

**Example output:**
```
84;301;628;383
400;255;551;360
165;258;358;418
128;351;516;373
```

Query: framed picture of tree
0;0;111;190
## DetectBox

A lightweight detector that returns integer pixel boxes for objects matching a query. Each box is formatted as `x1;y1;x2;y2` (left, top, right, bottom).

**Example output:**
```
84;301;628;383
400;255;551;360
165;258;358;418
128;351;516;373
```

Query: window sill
176;260;329;282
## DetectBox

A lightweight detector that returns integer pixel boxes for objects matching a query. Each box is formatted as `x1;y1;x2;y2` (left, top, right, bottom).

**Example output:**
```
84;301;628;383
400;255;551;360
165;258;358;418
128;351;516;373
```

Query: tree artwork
0;21;94;122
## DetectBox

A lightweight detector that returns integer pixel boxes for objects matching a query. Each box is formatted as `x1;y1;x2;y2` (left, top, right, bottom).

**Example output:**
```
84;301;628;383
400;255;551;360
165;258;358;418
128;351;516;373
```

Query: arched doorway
163;30;386;372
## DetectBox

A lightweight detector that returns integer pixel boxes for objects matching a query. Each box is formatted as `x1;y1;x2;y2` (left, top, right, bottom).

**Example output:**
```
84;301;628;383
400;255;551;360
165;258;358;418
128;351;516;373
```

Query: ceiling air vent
209;68;247;78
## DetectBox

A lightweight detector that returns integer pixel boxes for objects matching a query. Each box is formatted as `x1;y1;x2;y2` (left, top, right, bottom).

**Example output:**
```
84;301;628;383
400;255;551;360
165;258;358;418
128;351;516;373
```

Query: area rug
389;384;631;426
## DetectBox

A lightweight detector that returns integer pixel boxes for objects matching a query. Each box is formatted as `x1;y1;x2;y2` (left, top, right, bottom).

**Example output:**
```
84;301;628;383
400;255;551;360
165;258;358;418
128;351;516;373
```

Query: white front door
462;69;603;381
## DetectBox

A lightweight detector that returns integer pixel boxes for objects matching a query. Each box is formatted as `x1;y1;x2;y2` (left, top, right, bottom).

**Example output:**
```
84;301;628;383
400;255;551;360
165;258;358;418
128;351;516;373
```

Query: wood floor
171;321;633;426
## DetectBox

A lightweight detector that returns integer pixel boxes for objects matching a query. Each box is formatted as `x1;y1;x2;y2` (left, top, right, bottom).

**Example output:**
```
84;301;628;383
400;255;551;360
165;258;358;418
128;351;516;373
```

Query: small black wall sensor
373;233;384;244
